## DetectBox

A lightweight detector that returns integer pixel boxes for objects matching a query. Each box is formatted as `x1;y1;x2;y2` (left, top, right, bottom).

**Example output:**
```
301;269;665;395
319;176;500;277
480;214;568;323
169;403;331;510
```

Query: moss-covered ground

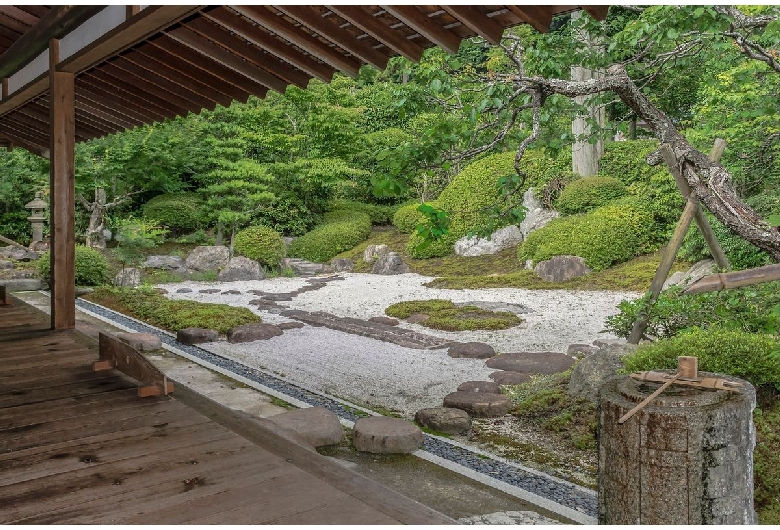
385;299;521;331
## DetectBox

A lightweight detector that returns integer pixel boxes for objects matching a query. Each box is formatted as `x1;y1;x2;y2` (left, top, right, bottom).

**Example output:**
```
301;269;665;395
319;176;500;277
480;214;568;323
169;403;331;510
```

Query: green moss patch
756;391;780;524
385;299;521;331
83;286;260;334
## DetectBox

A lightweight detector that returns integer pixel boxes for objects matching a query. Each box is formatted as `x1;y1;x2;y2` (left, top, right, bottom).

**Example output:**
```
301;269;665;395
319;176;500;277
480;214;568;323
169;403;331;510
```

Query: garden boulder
352;416;423;454
415;407;471;435
280;258;330;276
268;407;343;447
115;332;161;352
454;225;523;257
534;255;591;282
372;251;409;275
177;327;218;345
567;343;638;403
519;188;559;239
363;244;389;264
330;258;354;272
226;323;283;343
113;267;140;288
185;245;229;272
662;259;717;290
443;391;511;418
142;255;185;270
218;256;264;282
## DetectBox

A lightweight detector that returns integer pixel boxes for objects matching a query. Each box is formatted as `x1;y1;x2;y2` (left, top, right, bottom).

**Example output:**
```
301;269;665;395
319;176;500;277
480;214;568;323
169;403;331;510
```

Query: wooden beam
1;77;7;98
441;6;505;45
0;131;48;158
582;6;610;21
49;39;76;330
0;6;105;79
126;5;141;20
233;6;362;77
81;70;184;119
164;25;287;93
381;6;462;55
0;6;40;26
275;6;390;71
76;81;169;123
75;97;141;130
684;263;780;295
101;61;204;114
0;116;51;146
203;7;324;88
327;5;425;62
97;333;174;397
507;6;553;33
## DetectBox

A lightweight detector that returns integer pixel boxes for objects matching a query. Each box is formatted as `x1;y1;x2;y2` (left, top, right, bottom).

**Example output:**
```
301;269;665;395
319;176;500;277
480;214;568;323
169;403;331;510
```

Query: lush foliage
141;193;204;236
84;286;260;334
385;299;521;331
518;200;655;270
233;225;285;267
605;282;780;339
622;327;780;389
326;199;397;225
556;176;627;214
113;217;168;267
37;245;111;286
287;210;371;263
393;202;434;234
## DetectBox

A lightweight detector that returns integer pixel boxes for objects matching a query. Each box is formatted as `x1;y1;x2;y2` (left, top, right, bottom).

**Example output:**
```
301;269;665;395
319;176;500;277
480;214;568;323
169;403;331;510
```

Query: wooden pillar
49;38;76;330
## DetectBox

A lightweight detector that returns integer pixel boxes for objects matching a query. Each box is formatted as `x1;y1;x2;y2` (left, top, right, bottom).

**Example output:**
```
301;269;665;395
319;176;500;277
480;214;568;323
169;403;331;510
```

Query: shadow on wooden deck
0;295;453;524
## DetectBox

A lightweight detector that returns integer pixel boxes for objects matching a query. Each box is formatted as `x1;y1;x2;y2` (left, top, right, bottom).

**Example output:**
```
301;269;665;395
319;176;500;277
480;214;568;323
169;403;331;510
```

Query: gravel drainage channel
73;296;598;524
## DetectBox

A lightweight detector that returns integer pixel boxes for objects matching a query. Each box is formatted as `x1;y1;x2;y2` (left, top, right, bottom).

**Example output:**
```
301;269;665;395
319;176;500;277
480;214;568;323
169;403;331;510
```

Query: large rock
217;256;264;282
142;255;185;270
372;251;409;275
485;352;575;374
443;391;511;418
280;258;330;277
115;332;162;352
567;343;638;403
177;327;218;345
0;247;38;261
534;255;592;282
567;343;599;358
113;267;141;287
457;381;502;394
519;188;559;240
363;244;390;264
415;407;471;435
268;407;343;447
454;225;524;257
185;245;229;272
663;259;717;290
448;342;495;359
352;416;423;454
0;260;14;269
330;258;354;272
226;323;283;343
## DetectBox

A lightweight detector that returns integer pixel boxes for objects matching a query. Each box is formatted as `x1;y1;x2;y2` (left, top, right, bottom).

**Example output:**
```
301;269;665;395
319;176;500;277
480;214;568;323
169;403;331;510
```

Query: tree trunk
215;221;224;247
85;188;107;249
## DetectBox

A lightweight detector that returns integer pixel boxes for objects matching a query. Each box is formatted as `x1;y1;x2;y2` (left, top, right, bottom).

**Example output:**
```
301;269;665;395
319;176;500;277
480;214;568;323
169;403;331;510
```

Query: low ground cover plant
385;298;521;331
555;176;627;215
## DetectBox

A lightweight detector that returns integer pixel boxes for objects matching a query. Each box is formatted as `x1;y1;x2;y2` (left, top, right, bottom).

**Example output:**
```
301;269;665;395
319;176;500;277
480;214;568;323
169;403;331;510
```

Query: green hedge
37;245;111;286
406;150;570;259
233;225;285;267
518;199;655;270
556;176;627;215
327;199;397;225
287;210;371;263
622;327;780;389
141;192;203;235
393;200;440;234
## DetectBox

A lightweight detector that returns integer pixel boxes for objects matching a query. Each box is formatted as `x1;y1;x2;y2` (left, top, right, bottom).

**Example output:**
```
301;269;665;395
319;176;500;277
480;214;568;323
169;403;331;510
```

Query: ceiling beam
506;6;553;33
232;6;362;78
0;6;105;79
381;6;461;55
327;5;424;63
83;68;192;118
582;6;610;21
0;6;40;27
0;130;49;158
78;73;177;121
275;6;390;71
100;62;202;115
441;6;505;45
76;80;169;123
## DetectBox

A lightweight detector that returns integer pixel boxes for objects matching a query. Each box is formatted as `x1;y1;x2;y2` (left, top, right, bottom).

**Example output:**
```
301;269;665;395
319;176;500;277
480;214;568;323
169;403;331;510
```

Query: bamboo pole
684;263;780;294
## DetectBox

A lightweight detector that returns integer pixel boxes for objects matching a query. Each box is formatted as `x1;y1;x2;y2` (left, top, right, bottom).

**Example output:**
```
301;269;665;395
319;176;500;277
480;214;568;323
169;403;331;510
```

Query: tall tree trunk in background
571;11;605;176
81;188;108;249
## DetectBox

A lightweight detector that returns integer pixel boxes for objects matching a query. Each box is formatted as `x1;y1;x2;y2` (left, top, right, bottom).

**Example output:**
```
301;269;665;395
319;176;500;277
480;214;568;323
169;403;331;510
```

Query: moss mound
385;299;521;331
142;192;204;235
393;201;440;234
233;225;285;267
287;210;371;263
556;176;627;215
327;199;398;225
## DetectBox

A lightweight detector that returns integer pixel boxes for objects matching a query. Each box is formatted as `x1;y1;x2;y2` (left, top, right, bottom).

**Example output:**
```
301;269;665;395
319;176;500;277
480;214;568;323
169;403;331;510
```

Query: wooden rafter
76;80;170;123
232;5;362;78
275;6;390;71
583;6;610;21
381;5;462;55
327;5;425;62
0;6;40;27
506;6;553;33
441;5;505;45
0;131;48;158
84;68;192;117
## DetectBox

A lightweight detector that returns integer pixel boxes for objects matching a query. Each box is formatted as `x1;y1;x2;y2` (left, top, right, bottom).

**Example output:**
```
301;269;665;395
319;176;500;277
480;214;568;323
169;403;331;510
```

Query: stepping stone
198;288;220;294
406;313;430;324
278;322;304;330
567;343;599;357
296;284;324;293
177;327;218;345
485;352;574;374
448;342;495;359
176;288;192;293
268;407;343;448
248;298;278;309
227;323;283;343
443;391;511;418
352;416;423;454
221;290;242;295
263;293;294;302
368;316;399;326
489;371;531;385
415;407;471;435
115;332;161;352
457;381;502;394
247;290;269;296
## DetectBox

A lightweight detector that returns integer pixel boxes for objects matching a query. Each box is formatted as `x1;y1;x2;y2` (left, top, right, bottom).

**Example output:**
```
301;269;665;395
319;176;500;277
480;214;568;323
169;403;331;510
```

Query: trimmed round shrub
141;193;203;235
233;225;285;267
252;194;317;236
37;245;111;286
393;201;440;234
556;176;627;215
327;199;397;225
622;327;780;389
287;210;371;263
518;199;655;270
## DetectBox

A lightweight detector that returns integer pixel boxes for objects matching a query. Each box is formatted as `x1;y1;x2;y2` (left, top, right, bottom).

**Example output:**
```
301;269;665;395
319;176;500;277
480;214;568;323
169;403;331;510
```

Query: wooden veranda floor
0;296;452;524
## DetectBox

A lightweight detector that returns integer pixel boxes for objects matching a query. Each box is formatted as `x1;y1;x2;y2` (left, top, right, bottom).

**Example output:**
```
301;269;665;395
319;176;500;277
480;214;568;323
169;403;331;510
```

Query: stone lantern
24;191;47;245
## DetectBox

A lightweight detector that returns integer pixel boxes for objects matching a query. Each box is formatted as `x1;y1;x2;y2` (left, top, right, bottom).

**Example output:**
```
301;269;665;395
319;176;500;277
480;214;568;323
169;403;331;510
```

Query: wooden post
1;77;7;99
48;38;76;330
